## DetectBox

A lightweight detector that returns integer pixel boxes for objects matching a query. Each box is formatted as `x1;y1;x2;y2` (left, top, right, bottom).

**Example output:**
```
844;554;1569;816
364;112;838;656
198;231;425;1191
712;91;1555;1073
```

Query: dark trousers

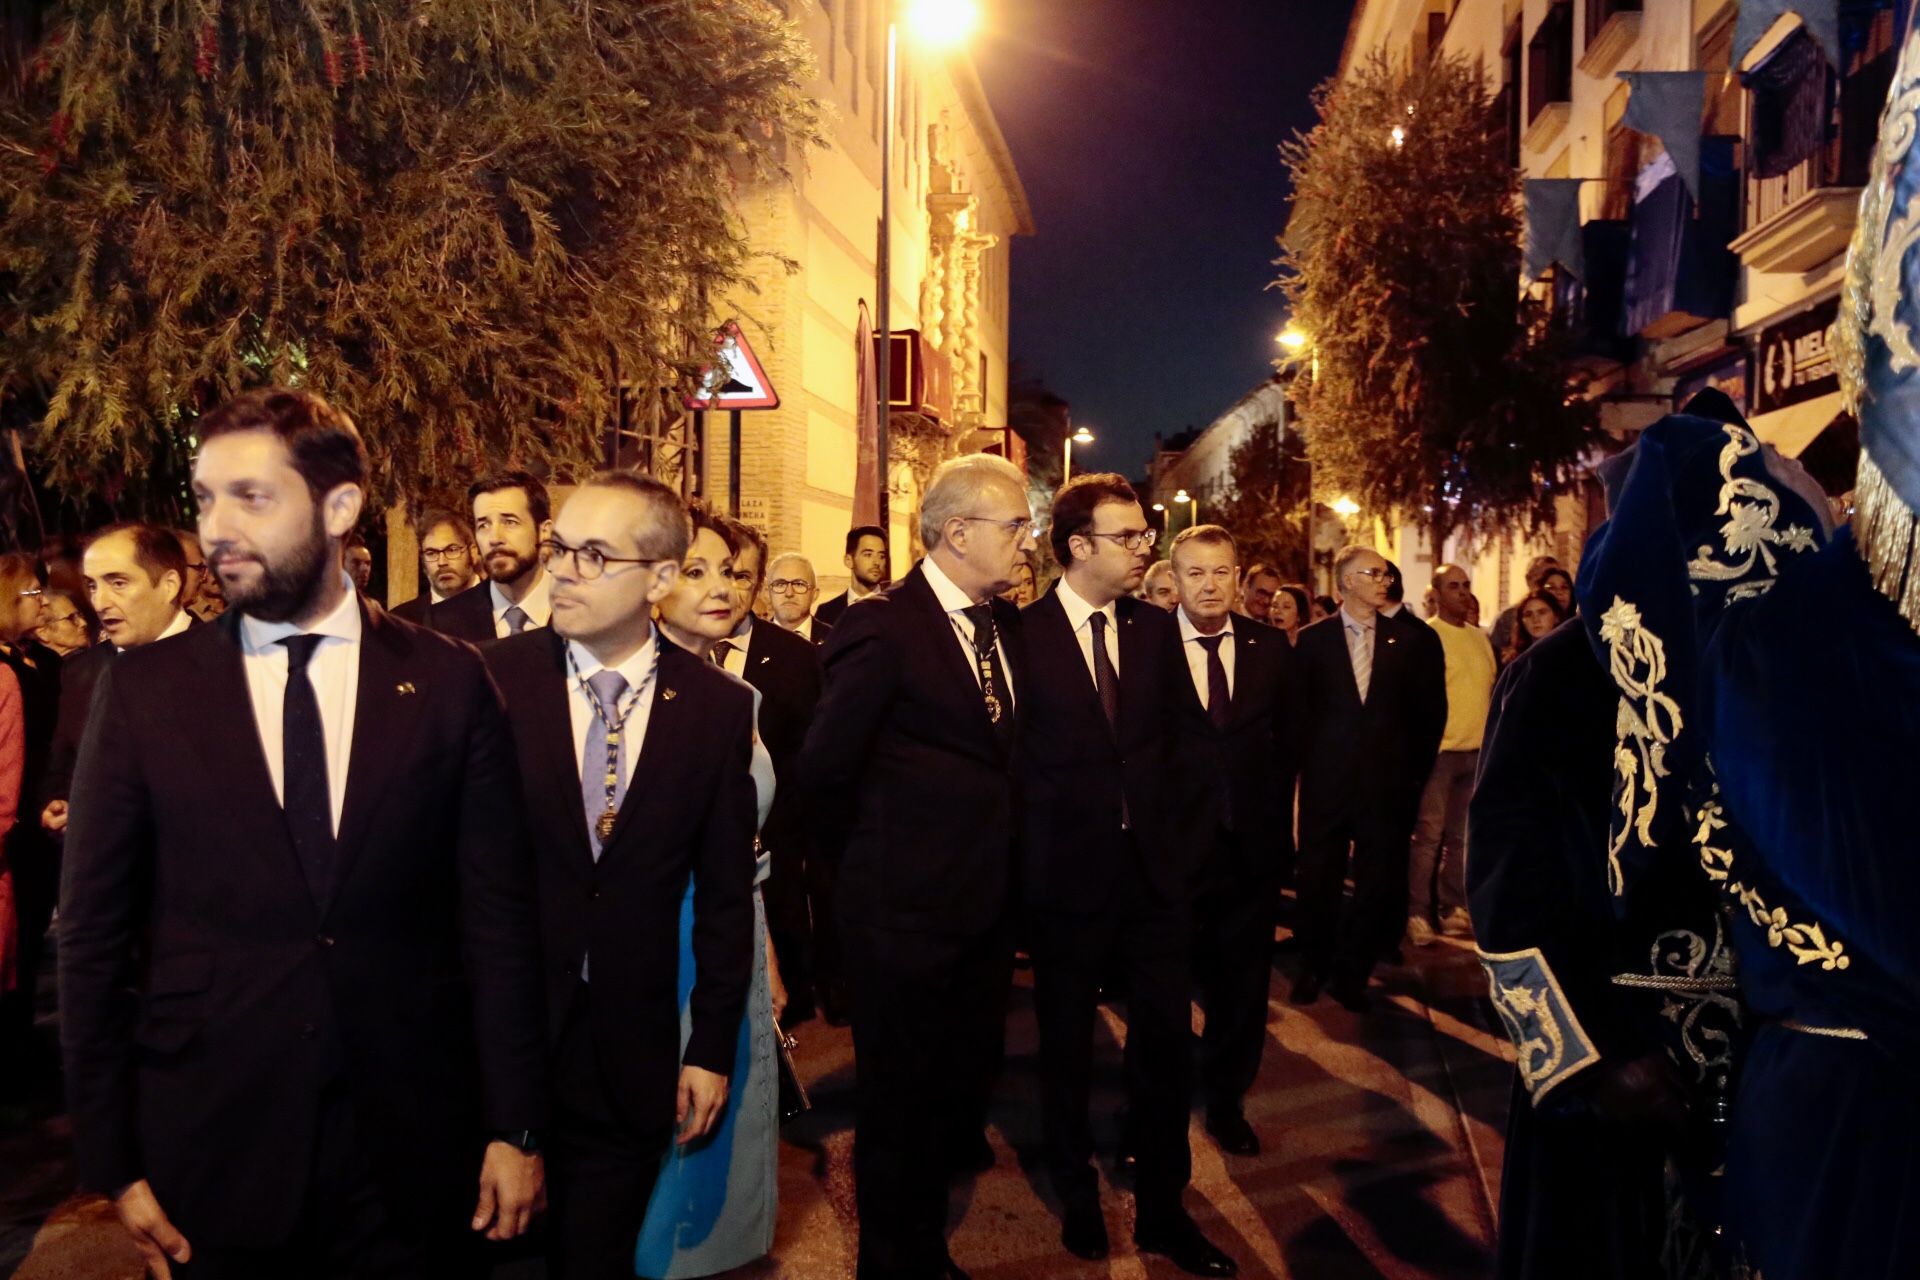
1031;840;1193;1219
843;918;1011;1280
763;842;816;1018
0;829;57;1096
547;985;671;1280
1296;805;1409;987
806;846;843;998
178;1087;463;1280
1193;829;1277;1116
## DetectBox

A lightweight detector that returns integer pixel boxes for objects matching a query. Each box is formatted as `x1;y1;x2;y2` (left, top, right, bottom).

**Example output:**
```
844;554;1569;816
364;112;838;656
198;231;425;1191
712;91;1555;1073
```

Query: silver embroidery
1598;598;1683;897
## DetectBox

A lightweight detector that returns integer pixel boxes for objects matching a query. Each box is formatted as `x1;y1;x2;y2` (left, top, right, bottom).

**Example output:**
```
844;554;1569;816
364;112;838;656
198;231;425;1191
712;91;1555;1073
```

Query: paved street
4;929;1511;1280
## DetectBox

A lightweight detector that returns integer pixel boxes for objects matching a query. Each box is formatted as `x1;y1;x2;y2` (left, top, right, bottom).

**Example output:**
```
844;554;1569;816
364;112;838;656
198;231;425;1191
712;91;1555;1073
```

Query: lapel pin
663;687;678;701
760;655;771;664
395;681;417;695
1386;636;1397;646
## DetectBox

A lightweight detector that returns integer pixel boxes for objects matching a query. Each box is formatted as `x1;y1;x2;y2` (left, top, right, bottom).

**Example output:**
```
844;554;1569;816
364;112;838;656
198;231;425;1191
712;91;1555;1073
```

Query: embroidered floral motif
1693;780;1852;972
1478;947;1600;1104
1598;598;1683;897
1685;426;1818;601
1866;30;1920;377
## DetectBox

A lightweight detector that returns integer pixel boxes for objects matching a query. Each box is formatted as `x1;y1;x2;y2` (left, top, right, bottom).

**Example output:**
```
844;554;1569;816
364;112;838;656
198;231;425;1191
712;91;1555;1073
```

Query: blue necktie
505;605;530;635
582;669;629;860
279;634;335;905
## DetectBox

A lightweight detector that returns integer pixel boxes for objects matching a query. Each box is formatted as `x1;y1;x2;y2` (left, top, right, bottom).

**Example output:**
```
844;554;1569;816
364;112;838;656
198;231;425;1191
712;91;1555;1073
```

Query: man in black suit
485;473;758;1280
1292;544;1446;1012
41;523;195;836
716;519;833;1023
766;552;832;646
803;454;1034;1280
1166;525;1296;1158
811;524;888;628
59;388;547;1279
424;472;555;645
390;507;480;630
1020;476;1235;1277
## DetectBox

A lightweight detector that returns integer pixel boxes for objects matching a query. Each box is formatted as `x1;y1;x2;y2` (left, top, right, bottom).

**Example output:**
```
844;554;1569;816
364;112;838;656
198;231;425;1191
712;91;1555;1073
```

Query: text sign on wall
1752;297;1839;416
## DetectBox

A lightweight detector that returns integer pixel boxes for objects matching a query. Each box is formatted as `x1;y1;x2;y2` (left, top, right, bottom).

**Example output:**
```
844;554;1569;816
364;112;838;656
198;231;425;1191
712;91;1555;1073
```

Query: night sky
976;1;1355;476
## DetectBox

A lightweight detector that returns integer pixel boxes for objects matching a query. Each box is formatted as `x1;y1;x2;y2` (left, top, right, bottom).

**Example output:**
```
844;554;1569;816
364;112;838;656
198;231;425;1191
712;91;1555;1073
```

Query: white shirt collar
1380;602;1403;619
1340;605;1376;633
848;581;880;603
1055;576;1117;634
1176;606;1234;644
727;612;754;643
490;569;552;627
240;577;363;655
566;627;658;690
920;555;979;614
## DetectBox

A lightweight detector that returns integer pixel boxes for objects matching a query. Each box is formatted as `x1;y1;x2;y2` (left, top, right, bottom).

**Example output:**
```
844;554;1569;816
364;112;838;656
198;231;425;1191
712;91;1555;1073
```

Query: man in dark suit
1166;524;1296;1158
716;519;833;1023
1019;476;1234;1277
1291;544;1446;1011
41;522;195;835
422;473;556;645
59;388;547;1279
766;552;832;646
390;507;481;631
485;472;758;1280
803;455;1034;1280
811;524;888;628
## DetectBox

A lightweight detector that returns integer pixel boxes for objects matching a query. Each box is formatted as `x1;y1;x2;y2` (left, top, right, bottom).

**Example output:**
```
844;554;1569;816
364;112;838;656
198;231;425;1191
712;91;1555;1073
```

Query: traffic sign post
686;322;780;516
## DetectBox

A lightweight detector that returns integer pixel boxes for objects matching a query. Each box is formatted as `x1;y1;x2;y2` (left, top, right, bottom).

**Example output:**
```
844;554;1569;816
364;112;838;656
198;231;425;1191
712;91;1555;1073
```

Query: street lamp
1277;325;1309;354
877;0;978;533
1332;494;1360;518
1063;425;1094;481
1174;487;1199;525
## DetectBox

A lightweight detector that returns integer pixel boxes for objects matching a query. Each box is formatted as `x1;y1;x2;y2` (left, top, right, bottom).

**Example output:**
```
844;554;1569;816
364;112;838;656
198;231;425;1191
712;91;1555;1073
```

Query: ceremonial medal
984;691;1003;723
597;808;618;841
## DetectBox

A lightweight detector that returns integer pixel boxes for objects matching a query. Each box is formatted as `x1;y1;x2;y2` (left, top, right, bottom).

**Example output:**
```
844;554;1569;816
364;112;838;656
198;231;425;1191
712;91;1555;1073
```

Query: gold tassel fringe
1854;449;1920;636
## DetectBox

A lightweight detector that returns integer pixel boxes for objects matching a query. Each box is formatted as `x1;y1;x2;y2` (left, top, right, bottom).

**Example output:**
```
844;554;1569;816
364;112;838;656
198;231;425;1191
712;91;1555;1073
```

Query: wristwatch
494;1129;541;1155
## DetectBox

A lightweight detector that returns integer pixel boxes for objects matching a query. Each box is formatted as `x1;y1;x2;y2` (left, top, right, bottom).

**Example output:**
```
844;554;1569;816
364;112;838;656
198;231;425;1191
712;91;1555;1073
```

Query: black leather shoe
1289;971;1323;1005
1329;979;1371;1013
1205;1110;1260;1157
1136;1215;1238;1277
947;1132;995;1179
1061;1199;1110;1260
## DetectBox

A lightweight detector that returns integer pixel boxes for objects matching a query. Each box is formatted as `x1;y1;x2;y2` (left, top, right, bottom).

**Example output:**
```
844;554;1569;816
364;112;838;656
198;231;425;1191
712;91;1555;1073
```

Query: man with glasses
803;454;1034;1280
1291;545;1446;1011
485;472;757;1278
766;554;828;644
391;508;488;641
173;530;226;622
813;525;889;629
1017;474;1235;1276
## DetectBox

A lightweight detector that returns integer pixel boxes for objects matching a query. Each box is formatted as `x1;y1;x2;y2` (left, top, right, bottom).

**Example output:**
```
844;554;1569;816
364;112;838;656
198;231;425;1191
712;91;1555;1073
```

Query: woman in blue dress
638;505;781;1278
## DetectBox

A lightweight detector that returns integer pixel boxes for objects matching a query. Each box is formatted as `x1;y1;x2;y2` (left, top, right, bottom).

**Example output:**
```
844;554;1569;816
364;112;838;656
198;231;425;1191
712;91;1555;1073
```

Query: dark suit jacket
58;604;546;1247
736;618;820;868
1170;614;1299;869
43;619;202;812
1016;587;1193;912
811;590;852;630
806;618;832;647
388;592;432;627
1294;608;1447;834
414;580;499;645
485;630;758;1119
802;562;1025;937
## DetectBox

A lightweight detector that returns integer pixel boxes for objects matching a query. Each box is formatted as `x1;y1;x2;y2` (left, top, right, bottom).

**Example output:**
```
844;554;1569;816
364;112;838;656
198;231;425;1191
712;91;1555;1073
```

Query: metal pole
1062;436;1072;483
875;19;897;538
729;408;743;517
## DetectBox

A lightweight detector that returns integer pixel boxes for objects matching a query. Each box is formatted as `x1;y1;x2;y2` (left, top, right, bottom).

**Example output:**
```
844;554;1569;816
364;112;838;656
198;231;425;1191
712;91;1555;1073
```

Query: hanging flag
852;300;882;528
1620;71;1711;201
1733;0;1841;72
1525;179;1587;281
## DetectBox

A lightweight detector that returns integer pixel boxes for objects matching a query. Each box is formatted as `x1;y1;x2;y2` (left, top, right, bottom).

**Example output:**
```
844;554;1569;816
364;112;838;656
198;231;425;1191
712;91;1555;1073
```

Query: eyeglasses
540;537;665;582
40;611;79;627
421;547;469;563
17;587;42;599
1083;529;1158;552
960;516;1037;539
1352;568;1392;582
768;579;814;594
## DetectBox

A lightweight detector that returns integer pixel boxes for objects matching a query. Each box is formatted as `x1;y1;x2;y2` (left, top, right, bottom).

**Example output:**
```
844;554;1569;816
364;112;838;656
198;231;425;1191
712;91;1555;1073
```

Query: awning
1748;390;1846;457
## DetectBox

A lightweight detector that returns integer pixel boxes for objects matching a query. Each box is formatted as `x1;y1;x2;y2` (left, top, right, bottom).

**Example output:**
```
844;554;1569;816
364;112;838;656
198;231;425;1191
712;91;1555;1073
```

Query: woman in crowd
1001;555;1038;607
0;663;24;1004
1501;591;1566;665
1310;593;1335;623
641;503;780;1278
1270;583;1311;644
1538;567;1575;618
34;588;95;658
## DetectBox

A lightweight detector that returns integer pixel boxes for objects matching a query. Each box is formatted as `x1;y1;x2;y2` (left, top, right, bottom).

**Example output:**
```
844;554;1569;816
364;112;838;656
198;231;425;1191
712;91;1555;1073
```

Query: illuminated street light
1173;488;1200;524
904;0;980;46
1277;325;1309;353
1064;425;1095;481
1332;495;1360;518
1151;502;1166;512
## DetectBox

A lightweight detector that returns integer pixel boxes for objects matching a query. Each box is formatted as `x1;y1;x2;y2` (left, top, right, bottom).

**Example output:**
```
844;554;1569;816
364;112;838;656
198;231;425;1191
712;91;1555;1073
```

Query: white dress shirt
239;580;362;836
787;615;816;641
921;555;1016;703
1055;576;1121;688
119;608;191;653
1176;606;1236;703
564;631;659;795
718;615;753;678
490;569;553;638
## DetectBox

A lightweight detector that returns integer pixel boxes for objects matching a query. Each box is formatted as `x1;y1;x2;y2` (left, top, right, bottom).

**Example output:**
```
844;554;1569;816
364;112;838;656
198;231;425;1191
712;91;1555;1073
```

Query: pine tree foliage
1207;418;1309;582
0;0;821;508
1279;51;1596;543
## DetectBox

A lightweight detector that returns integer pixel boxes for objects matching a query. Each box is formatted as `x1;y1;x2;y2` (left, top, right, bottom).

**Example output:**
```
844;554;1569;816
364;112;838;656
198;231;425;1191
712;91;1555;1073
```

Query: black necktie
1197;633;1231;730
960;603;1015;752
279;634;335;906
713;639;737;667
1087;611;1119;729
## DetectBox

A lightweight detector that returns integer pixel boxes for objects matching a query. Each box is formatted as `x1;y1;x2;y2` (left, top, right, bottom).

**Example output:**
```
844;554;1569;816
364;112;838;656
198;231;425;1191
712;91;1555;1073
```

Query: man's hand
41;799;67;833
112;1180;191;1279
676;1065;730;1145
471;1141;544;1241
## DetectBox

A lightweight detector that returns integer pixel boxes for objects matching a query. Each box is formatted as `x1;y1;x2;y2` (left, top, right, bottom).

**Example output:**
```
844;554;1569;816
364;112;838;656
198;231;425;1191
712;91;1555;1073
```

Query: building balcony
1578;3;1641;78
1524;101;1570;153
1729;168;1861;274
